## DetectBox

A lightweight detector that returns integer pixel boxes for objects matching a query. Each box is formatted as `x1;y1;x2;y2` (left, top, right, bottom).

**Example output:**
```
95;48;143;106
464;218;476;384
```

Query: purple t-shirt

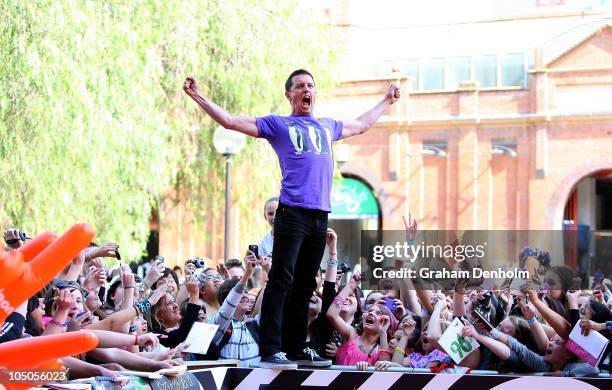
256;115;343;211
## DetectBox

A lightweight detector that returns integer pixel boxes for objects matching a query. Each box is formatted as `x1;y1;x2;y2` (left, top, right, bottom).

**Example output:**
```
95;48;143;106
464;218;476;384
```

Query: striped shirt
219;318;261;367
209;282;260;366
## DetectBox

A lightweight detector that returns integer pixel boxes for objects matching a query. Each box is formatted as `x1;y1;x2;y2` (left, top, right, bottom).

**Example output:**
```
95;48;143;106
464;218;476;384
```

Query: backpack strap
245;320;260;345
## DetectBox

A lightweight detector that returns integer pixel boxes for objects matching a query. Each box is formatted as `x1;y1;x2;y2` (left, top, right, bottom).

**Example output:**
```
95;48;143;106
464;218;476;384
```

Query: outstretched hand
402;213;418;242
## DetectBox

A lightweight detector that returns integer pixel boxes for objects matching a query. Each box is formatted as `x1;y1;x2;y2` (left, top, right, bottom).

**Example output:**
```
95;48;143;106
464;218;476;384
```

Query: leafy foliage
0;0;337;260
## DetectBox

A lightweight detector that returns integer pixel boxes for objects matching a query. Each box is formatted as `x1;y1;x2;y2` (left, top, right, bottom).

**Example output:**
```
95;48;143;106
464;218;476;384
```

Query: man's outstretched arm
183;76;259;137
340;84;399;139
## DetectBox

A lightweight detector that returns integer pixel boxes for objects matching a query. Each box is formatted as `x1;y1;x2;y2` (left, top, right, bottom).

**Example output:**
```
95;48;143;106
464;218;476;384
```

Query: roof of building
542;15;612;65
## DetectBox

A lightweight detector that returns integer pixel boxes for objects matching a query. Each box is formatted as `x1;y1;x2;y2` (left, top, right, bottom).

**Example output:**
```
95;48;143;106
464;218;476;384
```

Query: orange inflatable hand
0;224;95;323
0;331;98;368
0;251;25;289
17;232;57;262
0;233;56;295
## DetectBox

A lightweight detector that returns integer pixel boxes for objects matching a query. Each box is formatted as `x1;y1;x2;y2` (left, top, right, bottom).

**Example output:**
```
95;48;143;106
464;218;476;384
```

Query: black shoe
258;352;298;370
289;347;332;367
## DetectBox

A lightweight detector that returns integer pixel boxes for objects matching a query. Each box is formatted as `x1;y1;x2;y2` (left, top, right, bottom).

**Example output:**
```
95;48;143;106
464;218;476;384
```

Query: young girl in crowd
327;273;395;369
198;268;224;317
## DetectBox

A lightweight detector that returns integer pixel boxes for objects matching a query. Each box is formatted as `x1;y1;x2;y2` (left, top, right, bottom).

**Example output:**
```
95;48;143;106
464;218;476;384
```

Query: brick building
316;2;612;266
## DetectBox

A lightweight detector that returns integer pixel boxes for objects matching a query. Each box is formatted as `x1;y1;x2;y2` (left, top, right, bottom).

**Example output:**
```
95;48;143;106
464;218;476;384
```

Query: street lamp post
213;127;246;260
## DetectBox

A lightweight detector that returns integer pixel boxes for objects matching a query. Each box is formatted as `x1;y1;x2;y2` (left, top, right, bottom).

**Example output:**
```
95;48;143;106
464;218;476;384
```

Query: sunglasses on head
55;280;88;299
203;275;224;282
53;280;81;289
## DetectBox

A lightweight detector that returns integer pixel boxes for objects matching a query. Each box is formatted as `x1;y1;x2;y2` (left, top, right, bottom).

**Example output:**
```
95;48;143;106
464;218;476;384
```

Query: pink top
407;348;452;368
335;335;381;366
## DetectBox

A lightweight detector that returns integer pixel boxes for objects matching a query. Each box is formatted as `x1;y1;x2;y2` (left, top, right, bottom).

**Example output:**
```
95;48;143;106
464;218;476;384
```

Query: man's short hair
285;69;315;92
225;258;244;270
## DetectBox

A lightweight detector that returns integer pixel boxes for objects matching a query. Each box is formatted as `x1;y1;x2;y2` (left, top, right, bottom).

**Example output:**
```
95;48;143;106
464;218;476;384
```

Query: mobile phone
383;297;397;312
115;249;122;261
472;309;495;332
155;255;165;264
248;245;259;258
593;272;604;288
337;262;351;274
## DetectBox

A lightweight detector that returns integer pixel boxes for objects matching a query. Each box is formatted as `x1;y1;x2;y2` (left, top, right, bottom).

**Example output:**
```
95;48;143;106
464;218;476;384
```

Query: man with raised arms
183;69;399;369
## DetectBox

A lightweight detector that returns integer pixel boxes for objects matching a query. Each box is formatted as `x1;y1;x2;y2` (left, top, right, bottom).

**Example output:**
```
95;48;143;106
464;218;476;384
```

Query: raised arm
324;228;339;283
427;295;446;340
183;76;258;137
520;300;549;354
397;215;421;314
527;289;571;339
327;274;360;341
340;84;399;139
463;324;511;360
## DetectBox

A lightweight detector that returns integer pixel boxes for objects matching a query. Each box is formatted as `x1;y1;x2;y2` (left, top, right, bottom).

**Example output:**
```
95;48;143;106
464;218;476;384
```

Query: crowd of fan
1;199;611;379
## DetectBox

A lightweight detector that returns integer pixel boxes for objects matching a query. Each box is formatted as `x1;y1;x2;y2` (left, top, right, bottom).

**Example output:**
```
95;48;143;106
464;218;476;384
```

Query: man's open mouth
302;95;311;106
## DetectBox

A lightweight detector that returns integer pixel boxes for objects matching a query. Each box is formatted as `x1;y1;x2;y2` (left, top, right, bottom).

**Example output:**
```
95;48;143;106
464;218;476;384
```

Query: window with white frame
501;53;525;87
422;57;445;90
475;54;497;88
373;52;528;90
448;56;471;90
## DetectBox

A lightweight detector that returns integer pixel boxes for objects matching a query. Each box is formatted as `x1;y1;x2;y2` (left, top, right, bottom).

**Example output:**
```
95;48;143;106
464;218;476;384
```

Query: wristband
606;321;612;331
395;347;406;356
49;319;68;327
124;285;135;289
490;329;502;339
134;334;139;346
527;317;537;325
327;258;338;267
332;296;346;307
135;299;152;314
379;350;390;356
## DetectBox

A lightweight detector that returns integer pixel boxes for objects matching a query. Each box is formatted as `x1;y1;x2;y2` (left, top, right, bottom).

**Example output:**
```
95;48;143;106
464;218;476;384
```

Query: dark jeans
259;202;328;357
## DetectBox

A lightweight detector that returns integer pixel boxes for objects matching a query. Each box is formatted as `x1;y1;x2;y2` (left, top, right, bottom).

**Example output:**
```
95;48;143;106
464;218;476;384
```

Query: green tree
0;0;338;261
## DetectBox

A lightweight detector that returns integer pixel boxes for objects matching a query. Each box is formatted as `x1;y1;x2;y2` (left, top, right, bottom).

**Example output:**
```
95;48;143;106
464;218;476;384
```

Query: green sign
330;178;379;220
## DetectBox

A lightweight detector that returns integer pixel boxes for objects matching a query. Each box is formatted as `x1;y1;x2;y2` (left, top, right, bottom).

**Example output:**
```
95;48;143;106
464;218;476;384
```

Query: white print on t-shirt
288;121;330;156
323;126;332;153
308;125;322;153
0;288;15;316
288;123;304;154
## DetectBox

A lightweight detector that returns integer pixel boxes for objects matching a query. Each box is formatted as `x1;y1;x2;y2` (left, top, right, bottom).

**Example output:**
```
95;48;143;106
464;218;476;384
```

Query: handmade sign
438;317;479;364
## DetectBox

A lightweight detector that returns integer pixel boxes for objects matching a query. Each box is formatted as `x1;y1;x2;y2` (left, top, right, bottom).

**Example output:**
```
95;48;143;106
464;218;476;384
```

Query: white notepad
567;321;610;367
184;322;219;355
